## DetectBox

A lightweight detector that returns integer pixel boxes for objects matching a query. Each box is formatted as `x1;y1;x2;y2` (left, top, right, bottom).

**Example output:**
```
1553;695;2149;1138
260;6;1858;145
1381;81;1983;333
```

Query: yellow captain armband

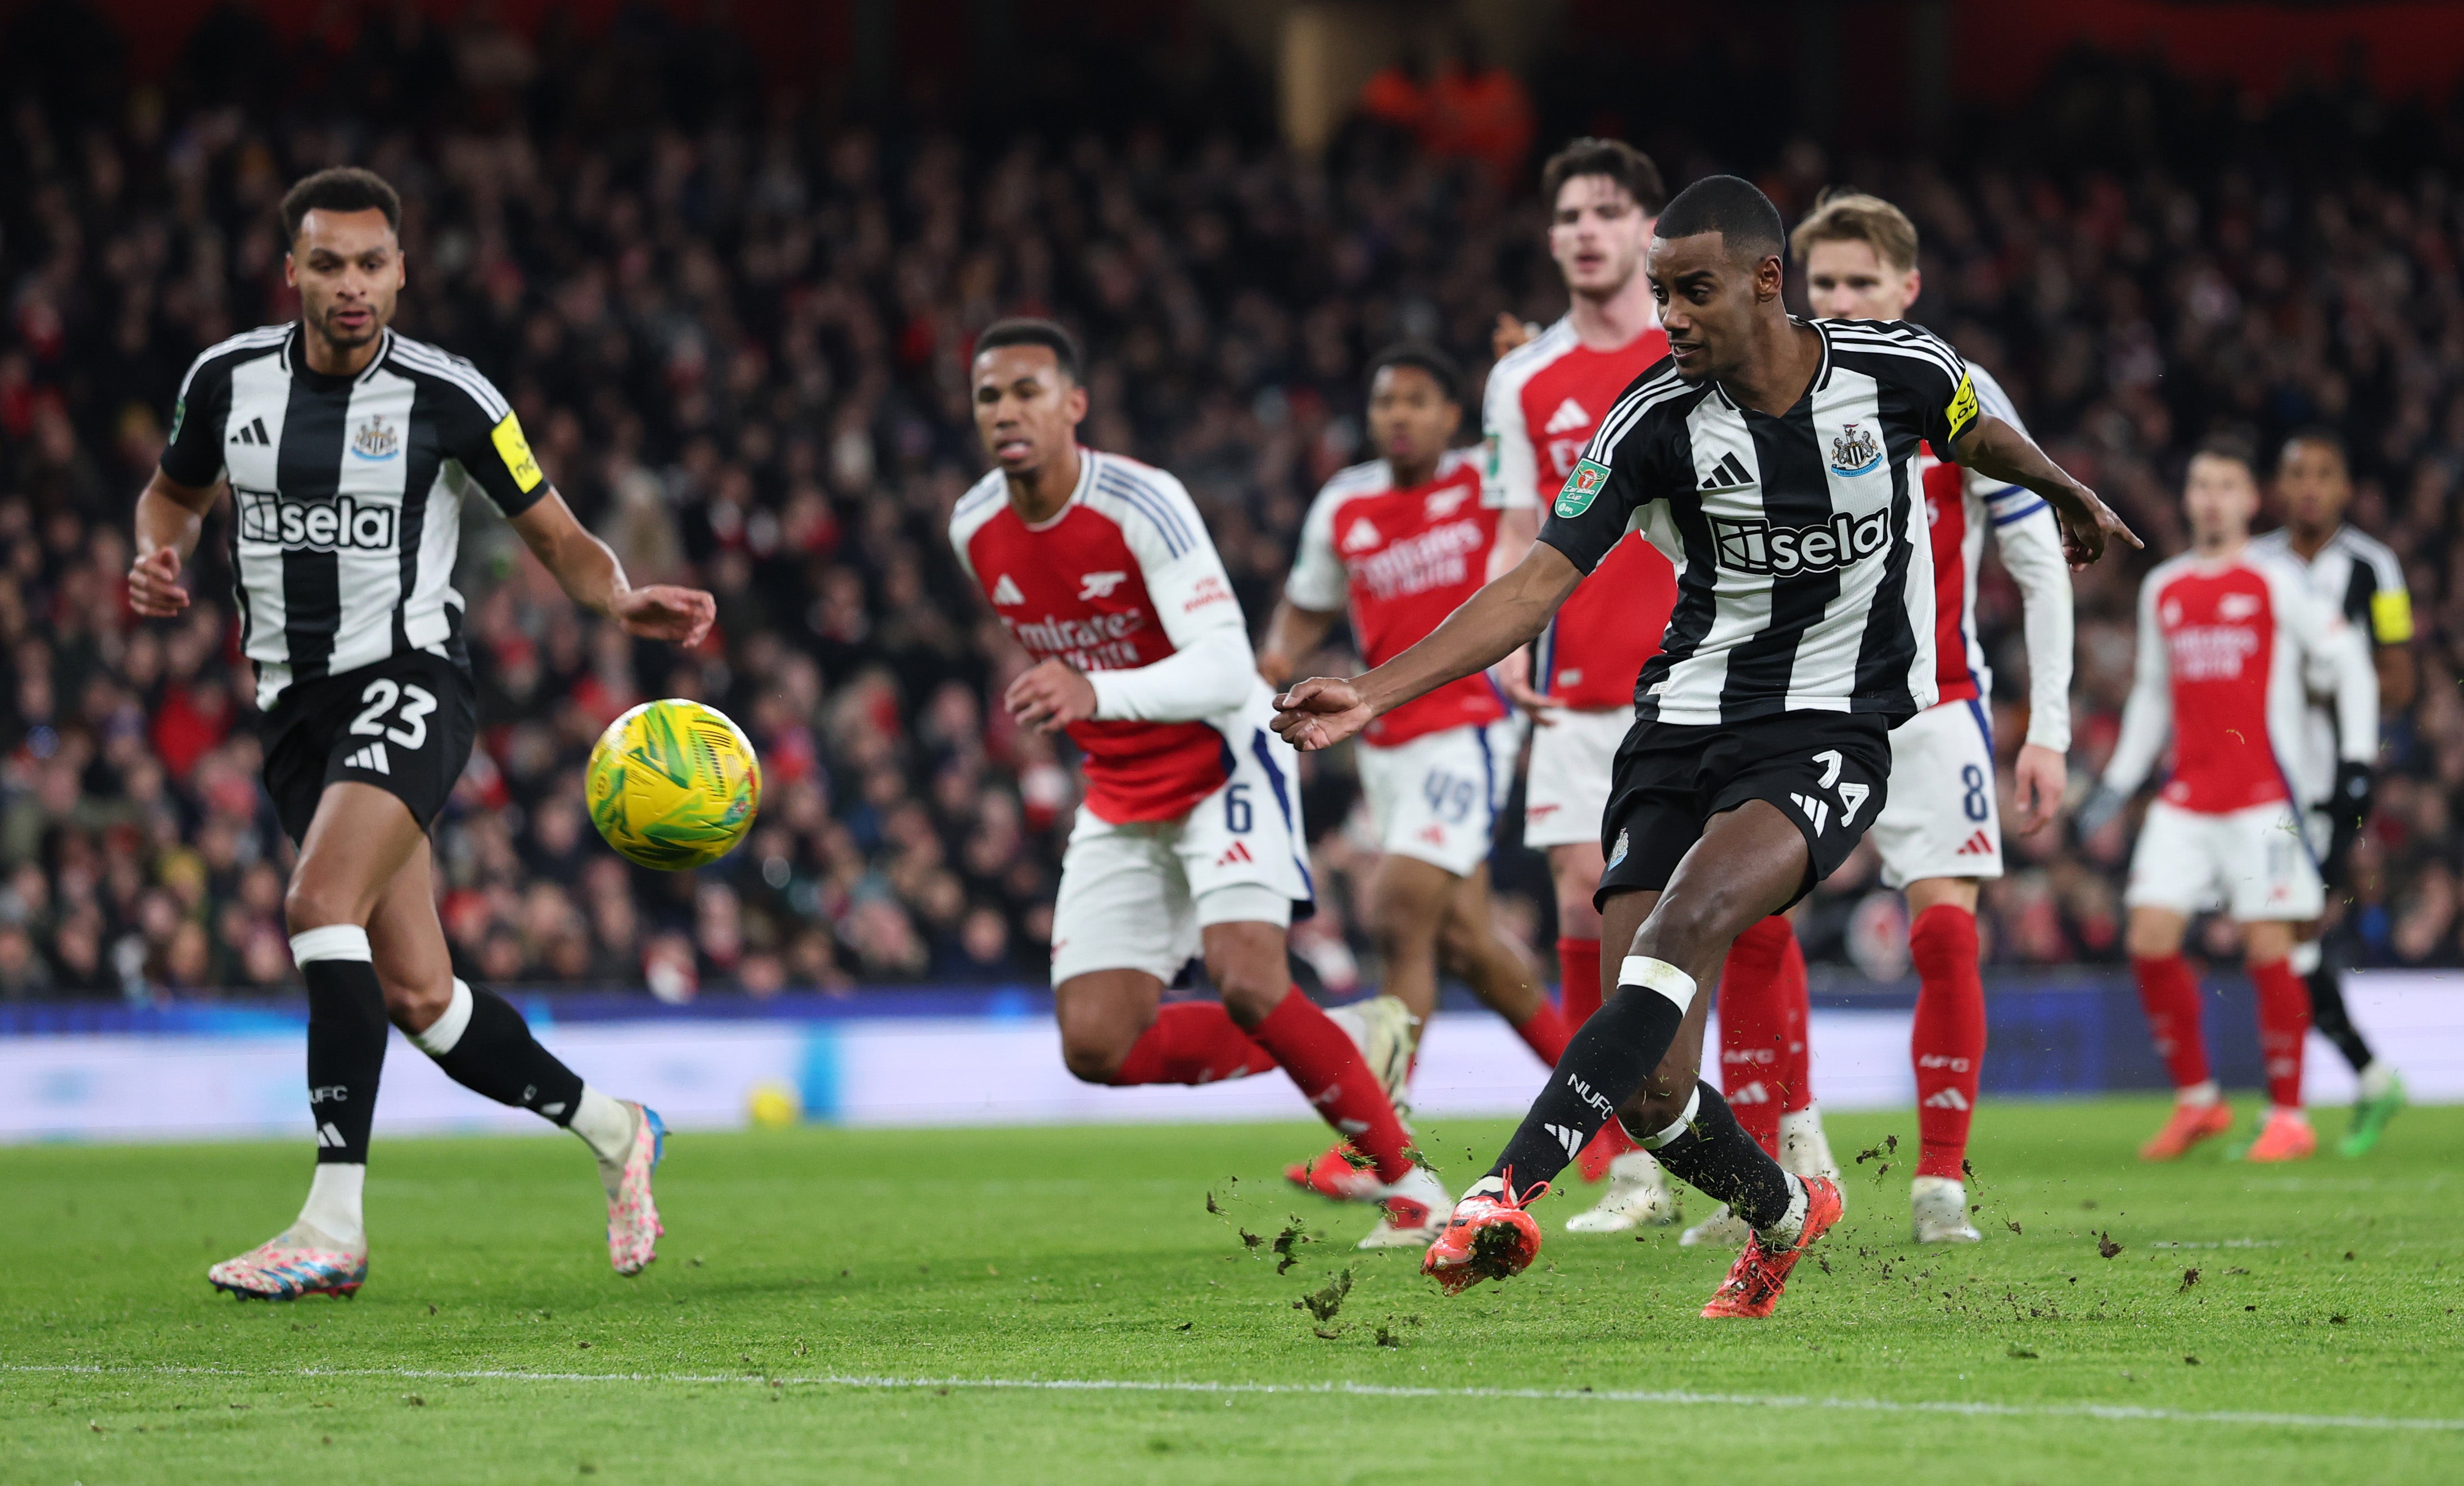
490;412;545;494
1943;372;1979;442
2370;587;2413;645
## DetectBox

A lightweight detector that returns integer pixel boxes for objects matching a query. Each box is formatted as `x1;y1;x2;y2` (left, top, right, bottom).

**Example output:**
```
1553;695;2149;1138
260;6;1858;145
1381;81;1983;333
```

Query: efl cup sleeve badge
1555;457;1612;518
350;414;400;461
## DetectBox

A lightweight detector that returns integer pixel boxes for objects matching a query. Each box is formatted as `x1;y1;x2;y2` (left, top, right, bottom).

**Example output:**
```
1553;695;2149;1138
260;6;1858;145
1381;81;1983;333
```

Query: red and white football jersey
951;450;1254;823
1911;361;2074;748
2105;548;2363;814
1286;448;1505;746
1481;317;1674;710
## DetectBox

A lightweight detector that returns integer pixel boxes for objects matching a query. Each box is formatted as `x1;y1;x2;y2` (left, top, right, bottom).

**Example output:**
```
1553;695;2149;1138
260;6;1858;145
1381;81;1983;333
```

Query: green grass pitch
3;1096;2458;1483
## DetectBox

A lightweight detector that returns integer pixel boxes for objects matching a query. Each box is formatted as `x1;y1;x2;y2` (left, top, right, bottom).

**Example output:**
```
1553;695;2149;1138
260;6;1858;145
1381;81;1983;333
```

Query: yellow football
585;699;762;870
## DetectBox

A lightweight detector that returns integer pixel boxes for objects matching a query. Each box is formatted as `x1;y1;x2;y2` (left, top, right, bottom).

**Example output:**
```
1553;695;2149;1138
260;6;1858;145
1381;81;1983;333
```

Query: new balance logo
989;574;1024;605
1543;397;1590;434
1955;830;1993;855
1699;451;1753;492
1922;1087;1971;1111
1215;841;1255;868
1546;1123;1585;1161
1792;792;1830;835
343;742;391;775
228;416;273;446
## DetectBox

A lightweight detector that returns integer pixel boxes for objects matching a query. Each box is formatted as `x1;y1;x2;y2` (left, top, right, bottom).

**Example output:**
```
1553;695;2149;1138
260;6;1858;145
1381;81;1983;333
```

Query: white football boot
1564;1150;1679;1232
1910;1175;1982;1244
1326;994;1417;1105
1354;1165;1450;1249
1678;1203;1752;1248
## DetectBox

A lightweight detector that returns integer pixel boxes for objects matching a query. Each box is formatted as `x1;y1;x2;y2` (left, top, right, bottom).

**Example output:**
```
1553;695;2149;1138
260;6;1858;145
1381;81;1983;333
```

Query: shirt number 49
1792;749;1870;837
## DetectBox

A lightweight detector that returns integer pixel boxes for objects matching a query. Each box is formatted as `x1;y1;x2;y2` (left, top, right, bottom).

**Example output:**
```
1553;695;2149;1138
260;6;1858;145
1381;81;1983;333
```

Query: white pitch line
8;1363;2460;1434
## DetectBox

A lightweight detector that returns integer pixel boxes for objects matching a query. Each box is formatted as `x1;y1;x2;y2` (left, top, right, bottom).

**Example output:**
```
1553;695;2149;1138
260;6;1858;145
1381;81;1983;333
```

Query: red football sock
1513;1000;1573;1067
1717;916;1795;1159
1557;937;1603;1026
1774;920;1813;1116
1250;987;1416;1184
1111;1002;1279;1086
2132;954;2211;1090
2250;958;2311;1110
1909;904;1987;1180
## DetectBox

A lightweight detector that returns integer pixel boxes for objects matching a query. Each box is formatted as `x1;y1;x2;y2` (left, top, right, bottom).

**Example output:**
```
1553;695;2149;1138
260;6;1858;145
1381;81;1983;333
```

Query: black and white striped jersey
160;324;549;709
1536;318;1982;727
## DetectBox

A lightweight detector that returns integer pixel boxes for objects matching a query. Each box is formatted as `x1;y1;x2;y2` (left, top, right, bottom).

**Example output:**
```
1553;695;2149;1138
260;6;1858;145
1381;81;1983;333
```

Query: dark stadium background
4;0;2464;1008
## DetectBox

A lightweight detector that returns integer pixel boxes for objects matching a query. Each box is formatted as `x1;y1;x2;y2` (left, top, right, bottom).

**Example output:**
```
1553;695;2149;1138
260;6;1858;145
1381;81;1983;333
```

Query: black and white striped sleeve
393;341;549;518
159;346;236;487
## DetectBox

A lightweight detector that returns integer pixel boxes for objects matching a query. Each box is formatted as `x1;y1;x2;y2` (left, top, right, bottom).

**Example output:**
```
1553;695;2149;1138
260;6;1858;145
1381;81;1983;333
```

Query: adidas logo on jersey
1214;841;1254;868
1543;397;1590;434
342;741;391;775
1341;517;1382;553
1546;1123;1585;1160
235;489;399;552
1955;830;1993;855
1699;451;1754;493
1922;1087;1972;1111
1728;1080;1771;1106
989;574;1024;605
1791;792;1830;835
228;416;273;446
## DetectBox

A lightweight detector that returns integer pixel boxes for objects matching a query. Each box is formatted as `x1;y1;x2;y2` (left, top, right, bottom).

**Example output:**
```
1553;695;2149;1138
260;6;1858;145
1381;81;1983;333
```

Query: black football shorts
1596;709;1895;910
261;650;478;846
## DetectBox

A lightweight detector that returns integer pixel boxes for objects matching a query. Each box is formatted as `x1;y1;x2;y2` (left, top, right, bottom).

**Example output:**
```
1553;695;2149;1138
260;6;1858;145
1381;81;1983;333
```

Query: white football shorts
1870;699;2004;889
1520;706;1629;850
1354;718;1520;877
2123;797;2324;922
1048;722;1312;986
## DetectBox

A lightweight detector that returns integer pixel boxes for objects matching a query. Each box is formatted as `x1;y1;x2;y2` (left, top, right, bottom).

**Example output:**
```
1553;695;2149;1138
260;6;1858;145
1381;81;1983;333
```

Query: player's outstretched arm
128;469;221;618
509;490;715;647
1952;415;2140;568
1273;540;1581;751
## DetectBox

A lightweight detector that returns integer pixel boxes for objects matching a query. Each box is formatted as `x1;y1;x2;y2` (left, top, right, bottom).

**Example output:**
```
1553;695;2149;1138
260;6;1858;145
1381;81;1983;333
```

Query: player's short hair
279;167;401;242
974;318;1083;383
2279;424;2349;473
1367;341;1463;404
1789;188;1919;273
1653;175;1786;267
1540;138;1667;215
2191;431;2261;481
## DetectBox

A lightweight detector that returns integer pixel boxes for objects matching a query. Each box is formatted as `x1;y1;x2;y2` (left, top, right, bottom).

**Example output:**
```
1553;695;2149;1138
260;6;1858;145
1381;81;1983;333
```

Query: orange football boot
1286;1143;1382;1202
1701;1175;1843;1319
2241;1108;2317;1163
1421;1173;1551;1295
2138;1100;2234;1161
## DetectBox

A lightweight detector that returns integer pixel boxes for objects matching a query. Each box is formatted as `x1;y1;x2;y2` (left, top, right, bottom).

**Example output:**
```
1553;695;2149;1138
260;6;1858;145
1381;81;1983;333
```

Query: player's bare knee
1633;881;1748;968
2124;909;2183;959
382;976;452;1032
283;876;361;935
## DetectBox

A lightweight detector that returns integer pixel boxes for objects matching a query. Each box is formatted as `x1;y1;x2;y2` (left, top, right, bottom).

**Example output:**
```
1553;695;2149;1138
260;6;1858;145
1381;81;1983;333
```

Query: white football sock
568;1087;634;1166
1757;1172;1810;1247
2287;941;2323;975
1464;1174;1507;1201
408;978;475;1056
2177;1079;2222;1108
296;1163;367;1251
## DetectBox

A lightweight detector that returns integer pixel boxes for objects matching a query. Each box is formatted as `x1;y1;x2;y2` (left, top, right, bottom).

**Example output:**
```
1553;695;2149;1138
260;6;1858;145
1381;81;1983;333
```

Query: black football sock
2301;961;2373;1076
292;927;390;1166
1484;955;1697;1191
409;979;586;1125
1645;1081;1800;1235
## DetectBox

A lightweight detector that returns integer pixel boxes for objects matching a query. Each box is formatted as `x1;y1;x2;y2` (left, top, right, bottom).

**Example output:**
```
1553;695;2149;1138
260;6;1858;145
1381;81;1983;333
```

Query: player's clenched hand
127;547;189;618
2050;484;2141;569
2009;742;2067;836
1272;676;1373;751
612;585;716;647
1492;647;1560;726
1006;658;1097;733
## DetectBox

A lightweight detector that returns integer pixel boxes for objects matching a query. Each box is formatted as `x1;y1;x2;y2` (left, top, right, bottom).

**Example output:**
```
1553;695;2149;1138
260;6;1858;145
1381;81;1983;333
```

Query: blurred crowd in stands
6;3;2464;998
